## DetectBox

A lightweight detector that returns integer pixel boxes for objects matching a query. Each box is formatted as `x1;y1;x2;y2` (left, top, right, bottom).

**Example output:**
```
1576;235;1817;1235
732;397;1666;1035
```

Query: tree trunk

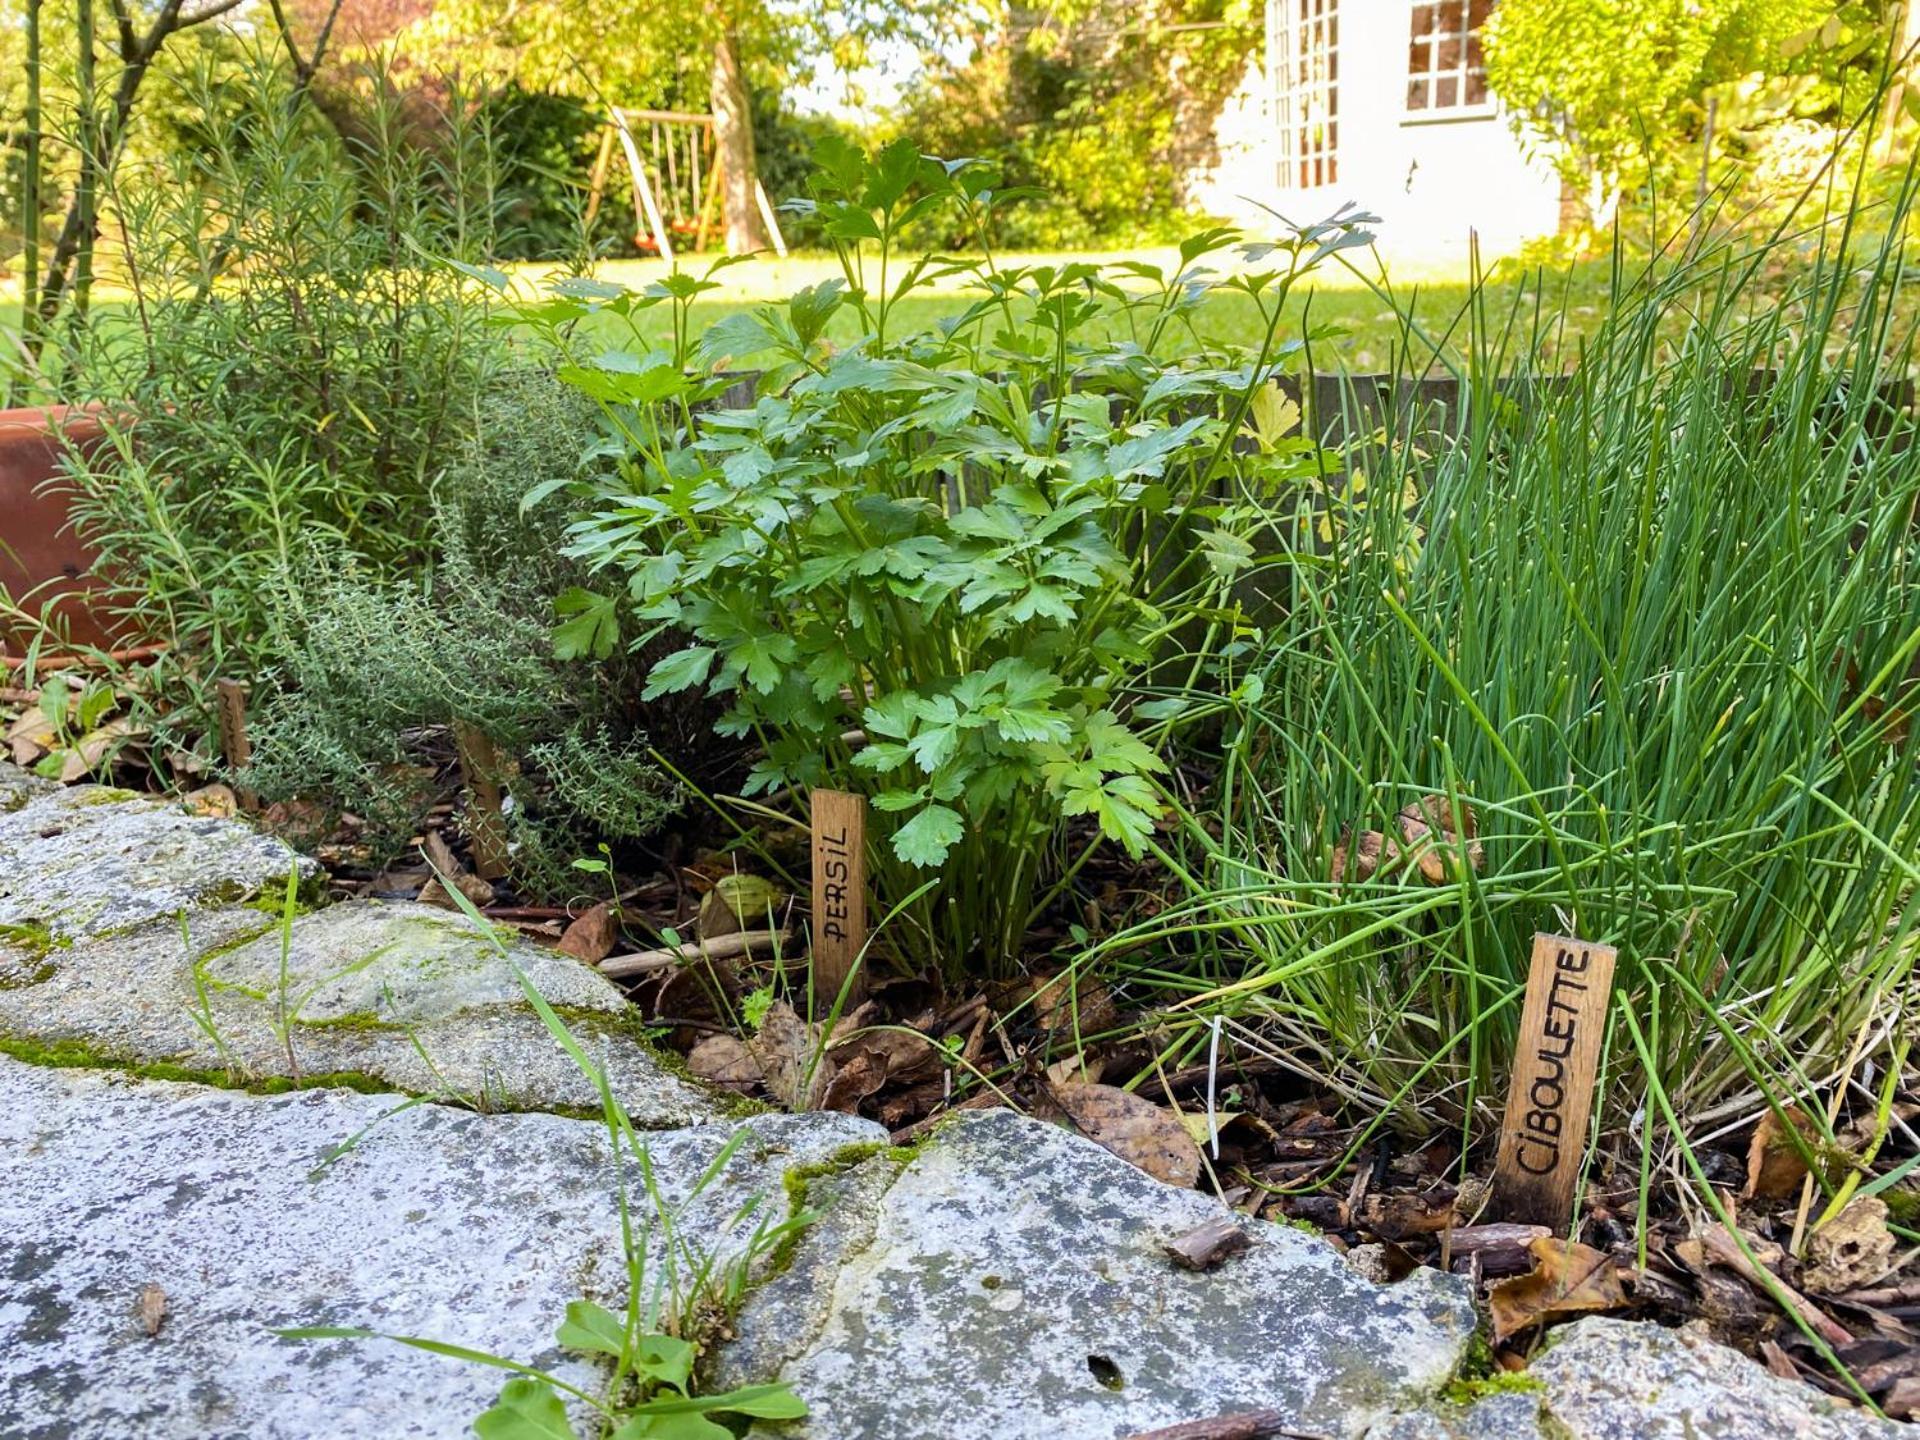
22;0;42;327
73;0;97;316
32;0;211;327
709;27;770;254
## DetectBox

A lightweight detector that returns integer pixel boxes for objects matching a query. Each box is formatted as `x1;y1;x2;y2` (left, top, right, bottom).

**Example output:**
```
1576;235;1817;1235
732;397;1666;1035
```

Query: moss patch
0;958;58;990
0;921;67;965
1272;1213;1323;1236
550;1002;771;1122
67;786;141;806
0;1031;394;1096
766;1137;927;1280
1881;1187;1920;1224
1442;1368;1546;1405
1450;1331;1499;1383
240;873;326;919
292;1011;405;1034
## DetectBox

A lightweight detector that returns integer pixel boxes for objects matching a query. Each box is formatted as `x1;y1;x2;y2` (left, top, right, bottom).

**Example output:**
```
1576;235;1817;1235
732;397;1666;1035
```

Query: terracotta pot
0;405;138;660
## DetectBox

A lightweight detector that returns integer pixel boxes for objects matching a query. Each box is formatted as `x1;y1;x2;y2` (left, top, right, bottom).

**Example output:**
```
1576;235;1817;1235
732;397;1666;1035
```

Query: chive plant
1107;169;1920;1177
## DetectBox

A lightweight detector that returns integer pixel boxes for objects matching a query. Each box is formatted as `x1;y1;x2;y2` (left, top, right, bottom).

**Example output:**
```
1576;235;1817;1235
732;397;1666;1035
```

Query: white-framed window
1272;0;1340;188
1405;0;1493;117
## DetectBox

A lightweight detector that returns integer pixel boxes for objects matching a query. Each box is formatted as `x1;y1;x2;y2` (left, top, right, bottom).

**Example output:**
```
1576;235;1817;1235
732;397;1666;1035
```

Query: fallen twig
1164;1216;1253;1272
598;929;789;979
1123;1412;1320;1440
1702;1223;1853;1348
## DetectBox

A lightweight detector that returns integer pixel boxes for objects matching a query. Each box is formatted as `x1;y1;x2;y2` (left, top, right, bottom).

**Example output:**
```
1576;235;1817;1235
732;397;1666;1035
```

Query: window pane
1437;37;1460;68
1407;79;1428;109
1435;74;1457;107
1410;40;1431;74
1412;3;1434;35
1468;0;1494;27
1284;0;1338;185
1465;70;1488;104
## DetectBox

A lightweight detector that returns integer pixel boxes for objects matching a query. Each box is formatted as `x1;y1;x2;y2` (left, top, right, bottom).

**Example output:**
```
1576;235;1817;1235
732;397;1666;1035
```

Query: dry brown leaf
137;1283;167;1338
748;1001;824;1110
686;1033;764;1093
417;872;496;910
1031;969;1119;1037
1330;829;1393;885
1744;1105;1813;1201
845;1031;941;1088
259;798;334;846
1055;1081;1202;1188
1395;797;1484;883
7;707;52;767
556;903;618;964
366;865;432;897
819;1050;887;1113
798;1010;945;1114
182;784;238;819
58;717;142;780
1045;1052;1107;1088
717;998;945;1117
1487;1237;1630;1341
421;830;463;877
1805;1196;1897;1295
877;1080;945;1130
698;874;782;940
824;1000;880;1044
652;950;746;1034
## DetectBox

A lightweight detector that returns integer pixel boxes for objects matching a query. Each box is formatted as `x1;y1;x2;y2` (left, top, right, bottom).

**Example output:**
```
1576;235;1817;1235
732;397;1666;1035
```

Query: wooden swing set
584;108;788;262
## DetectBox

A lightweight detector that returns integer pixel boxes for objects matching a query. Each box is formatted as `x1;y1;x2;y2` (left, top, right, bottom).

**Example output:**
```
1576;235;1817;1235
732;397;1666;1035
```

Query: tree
894;0;1259;243
1484;0;1859;208
381;0;973;253
5;0;348;384
711;19;770;252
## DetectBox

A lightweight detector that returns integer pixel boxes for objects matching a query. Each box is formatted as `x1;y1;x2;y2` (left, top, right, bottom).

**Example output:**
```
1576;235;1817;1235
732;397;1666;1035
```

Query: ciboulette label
1493;934;1618;1226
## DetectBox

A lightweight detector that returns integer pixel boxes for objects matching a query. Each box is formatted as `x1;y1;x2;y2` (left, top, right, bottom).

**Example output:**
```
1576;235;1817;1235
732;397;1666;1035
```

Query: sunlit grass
500;245;1608;367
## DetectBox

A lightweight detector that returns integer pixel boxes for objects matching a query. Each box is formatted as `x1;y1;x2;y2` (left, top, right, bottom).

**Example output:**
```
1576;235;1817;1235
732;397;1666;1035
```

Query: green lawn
507;246;1601;371
2;235;1890;393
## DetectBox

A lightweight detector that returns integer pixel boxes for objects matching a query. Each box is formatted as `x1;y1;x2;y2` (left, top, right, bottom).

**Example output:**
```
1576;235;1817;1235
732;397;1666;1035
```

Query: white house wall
1186;58;1278;231
1187;2;1564;260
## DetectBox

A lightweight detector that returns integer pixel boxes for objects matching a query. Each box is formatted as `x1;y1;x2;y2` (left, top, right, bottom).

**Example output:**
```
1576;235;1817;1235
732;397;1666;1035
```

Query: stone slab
0;898;724;1124
0;781;316;941
716;1108;1481;1440
1526;1317;1903;1439
0;1056;882;1440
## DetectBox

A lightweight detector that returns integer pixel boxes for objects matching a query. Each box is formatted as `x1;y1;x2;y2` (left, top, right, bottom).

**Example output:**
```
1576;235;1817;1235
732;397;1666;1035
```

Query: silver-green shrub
246;371;683;886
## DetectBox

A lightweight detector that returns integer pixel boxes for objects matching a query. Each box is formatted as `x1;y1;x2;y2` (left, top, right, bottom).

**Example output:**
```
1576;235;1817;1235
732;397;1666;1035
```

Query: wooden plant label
809;789;868;1008
1493;933;1618;1226
451;721;509;881
213;678;256;811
